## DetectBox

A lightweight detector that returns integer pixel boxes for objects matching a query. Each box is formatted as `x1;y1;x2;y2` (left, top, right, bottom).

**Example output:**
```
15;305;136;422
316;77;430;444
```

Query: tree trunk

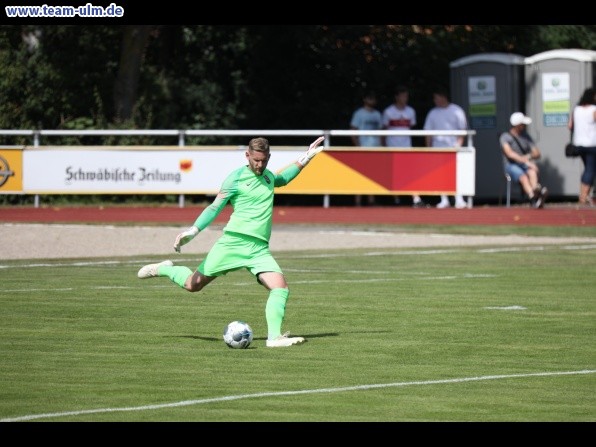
113;26;152;123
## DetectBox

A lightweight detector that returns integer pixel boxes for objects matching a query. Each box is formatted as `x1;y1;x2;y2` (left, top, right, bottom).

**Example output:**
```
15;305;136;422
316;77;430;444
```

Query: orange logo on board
179;159;192;172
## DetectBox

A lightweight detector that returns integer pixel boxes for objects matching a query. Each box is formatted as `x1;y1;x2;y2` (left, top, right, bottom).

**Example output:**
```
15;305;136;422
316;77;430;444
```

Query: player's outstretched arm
174;226;199;253
173;190;229;252
297;136;325;167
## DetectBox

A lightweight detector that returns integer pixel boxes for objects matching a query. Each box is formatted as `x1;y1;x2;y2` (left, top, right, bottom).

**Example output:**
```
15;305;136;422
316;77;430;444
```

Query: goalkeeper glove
297;136;325;167
174;226;199;253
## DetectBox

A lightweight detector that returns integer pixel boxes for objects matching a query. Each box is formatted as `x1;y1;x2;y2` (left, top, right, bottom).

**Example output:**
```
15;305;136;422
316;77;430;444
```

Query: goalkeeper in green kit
137;136;325;347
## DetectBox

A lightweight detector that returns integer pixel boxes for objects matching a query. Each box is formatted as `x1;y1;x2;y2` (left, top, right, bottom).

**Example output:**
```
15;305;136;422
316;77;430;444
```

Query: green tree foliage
0;28;31;132
533;25;596;51
0;24;594;148
0;26;121;134
139;25;252;144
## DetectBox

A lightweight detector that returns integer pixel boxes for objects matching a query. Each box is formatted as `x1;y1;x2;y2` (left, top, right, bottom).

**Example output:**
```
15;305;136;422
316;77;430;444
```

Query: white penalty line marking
1;369;594;422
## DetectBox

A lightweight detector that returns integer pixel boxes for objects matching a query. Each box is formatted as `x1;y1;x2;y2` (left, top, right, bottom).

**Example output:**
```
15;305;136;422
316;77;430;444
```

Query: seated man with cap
499;112;548;208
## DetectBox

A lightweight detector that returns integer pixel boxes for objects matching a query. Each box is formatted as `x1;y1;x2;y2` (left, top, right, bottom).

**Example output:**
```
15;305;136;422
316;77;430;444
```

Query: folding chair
505;172;512;208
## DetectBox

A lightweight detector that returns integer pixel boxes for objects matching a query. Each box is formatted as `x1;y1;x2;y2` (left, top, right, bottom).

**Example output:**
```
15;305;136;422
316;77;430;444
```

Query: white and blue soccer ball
223;320;253;349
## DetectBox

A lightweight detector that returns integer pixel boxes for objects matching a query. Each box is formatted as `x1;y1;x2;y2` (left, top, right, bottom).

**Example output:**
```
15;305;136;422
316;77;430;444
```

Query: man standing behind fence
424;88;468;209
350;91;382;206
383;85;426;207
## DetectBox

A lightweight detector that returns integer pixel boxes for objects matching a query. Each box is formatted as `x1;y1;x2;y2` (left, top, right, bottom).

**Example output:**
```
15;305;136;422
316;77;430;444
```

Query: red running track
0;204;595;227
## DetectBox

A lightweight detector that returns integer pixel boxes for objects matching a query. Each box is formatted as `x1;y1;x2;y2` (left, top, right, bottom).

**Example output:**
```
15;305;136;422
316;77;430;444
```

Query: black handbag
565;142;581;158
565;120;581;158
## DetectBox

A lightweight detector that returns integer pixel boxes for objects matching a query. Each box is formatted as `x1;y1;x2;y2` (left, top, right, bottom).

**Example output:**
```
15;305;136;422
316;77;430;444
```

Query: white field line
485;306;527;310
0;274;497;294
1;244;595;269
1;369;594;422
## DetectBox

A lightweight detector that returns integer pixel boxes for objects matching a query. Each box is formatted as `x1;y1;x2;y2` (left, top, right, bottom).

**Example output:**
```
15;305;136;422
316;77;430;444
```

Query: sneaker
266;332;305;348
436;200;451;209
412;201;428;208
455;201;467;209
537;186;548;208
137;260;173;279
531;187;548;209
532;183;543;197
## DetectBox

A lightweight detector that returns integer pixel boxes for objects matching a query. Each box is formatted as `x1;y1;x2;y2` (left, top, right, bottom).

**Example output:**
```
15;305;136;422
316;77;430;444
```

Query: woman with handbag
569;87;596;206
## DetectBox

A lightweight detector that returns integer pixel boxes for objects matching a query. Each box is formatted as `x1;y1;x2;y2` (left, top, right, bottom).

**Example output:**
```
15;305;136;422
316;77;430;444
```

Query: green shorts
198;231;282;279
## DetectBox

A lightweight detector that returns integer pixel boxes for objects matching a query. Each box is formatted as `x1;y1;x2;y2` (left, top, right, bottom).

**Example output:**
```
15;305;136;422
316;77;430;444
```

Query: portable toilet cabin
524;49;596;198
450;53;526;202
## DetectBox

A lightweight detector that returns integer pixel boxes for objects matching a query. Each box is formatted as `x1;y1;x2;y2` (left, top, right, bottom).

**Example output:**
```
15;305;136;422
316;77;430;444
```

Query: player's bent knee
185;271;213;292
185;279;204;292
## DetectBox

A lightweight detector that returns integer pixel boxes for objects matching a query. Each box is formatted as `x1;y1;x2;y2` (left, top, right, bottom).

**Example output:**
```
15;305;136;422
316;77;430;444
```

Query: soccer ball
223;320;253;349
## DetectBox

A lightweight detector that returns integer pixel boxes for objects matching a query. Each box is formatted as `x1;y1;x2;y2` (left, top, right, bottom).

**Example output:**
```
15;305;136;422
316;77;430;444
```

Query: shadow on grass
168;332;345;343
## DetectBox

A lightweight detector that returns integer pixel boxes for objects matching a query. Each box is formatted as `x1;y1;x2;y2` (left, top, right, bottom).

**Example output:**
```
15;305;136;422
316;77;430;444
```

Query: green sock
159;265;193;289
266;288;289;340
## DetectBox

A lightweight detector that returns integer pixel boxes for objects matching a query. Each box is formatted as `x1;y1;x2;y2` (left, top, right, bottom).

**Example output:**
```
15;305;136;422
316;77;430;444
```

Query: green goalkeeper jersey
193;163;301;242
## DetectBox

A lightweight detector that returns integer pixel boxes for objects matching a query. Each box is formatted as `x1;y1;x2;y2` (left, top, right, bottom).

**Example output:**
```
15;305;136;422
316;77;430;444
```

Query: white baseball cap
510;112;532;126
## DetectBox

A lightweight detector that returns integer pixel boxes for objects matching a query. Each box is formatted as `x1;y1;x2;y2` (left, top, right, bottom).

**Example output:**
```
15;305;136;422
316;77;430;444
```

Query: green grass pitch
1;241;595;422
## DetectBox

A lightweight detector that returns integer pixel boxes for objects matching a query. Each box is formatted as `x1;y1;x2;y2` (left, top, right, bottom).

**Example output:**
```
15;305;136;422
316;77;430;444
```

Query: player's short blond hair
248;137;270;153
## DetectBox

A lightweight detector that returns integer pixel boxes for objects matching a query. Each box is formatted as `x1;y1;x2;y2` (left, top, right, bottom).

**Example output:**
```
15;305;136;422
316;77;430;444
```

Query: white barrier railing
0;129;476;208
0;128;475;148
